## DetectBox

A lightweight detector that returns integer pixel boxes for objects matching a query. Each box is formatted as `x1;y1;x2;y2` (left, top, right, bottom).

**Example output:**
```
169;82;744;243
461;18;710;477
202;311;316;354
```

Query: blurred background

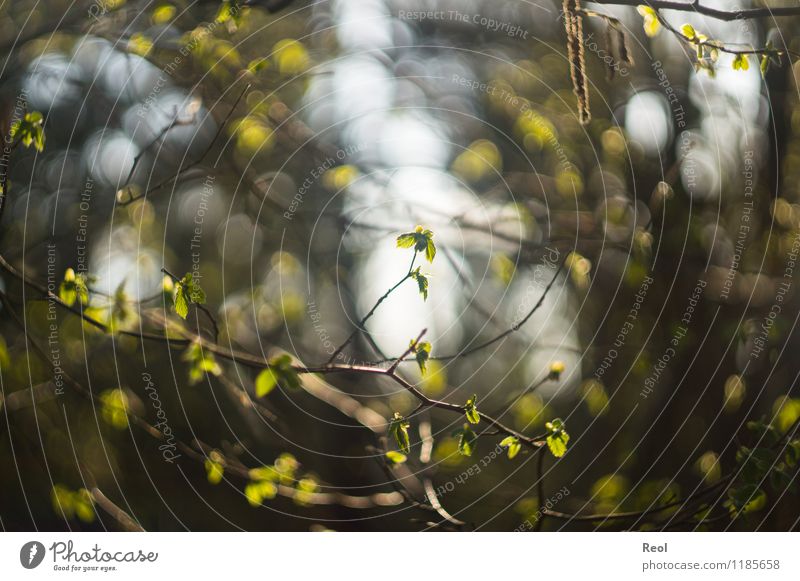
1;0;799;531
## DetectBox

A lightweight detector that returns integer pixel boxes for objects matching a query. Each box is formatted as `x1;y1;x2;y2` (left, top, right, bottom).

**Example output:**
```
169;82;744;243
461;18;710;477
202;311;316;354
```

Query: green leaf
545;418;569;458
99;388;129;430
173;282;188;318
255;368;278;397
411;268;429;301
396;226;436;263
732;54;750;71
637;5;661;37
396;233;416;249
457;424;477;457
260;354;301;391
681;24;696;40
465;394;480;425
10;111;46;152
389;412;411;454
760;54;771;75
182;341;222;384
59;268;90;307
385;451;407;465
172;272;206;319
425;236;436;263
414;340;431;375
500;436;521;459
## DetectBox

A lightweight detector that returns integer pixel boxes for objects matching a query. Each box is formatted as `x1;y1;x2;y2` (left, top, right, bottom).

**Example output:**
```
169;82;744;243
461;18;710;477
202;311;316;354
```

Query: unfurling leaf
389;412;411;454
10;111;45;152
545;418;570;458
182;340;222;384
172;272;206;319
256;354;301;394
637;5;661;37
456;424;477;457
413;340;432;374
732;54;750;71
500;436;521;459
396;225;436;263
59;268;90;307
465;394;480;425
411;268;429;301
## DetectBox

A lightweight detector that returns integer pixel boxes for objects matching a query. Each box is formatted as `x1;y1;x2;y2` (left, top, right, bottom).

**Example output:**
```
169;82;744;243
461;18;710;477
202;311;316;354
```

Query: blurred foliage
0;0;799;532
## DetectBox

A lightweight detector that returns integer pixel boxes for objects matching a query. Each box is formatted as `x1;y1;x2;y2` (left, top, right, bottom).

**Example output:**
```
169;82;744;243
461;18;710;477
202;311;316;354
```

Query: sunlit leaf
465;394;480;425
456;424;477;457
389;412;411;454
545;418;569;458
385;451;407;465
500;436;521;459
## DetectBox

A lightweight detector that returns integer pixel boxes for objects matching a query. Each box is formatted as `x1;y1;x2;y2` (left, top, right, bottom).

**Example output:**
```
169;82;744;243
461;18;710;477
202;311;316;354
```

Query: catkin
562;0;590;124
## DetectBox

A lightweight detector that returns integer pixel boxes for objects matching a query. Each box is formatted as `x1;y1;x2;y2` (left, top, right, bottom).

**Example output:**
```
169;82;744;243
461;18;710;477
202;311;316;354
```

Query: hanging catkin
562;0;590;125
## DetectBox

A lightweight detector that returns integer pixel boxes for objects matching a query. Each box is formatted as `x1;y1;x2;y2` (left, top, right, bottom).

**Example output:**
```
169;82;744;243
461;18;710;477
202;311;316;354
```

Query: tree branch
589;0;800;21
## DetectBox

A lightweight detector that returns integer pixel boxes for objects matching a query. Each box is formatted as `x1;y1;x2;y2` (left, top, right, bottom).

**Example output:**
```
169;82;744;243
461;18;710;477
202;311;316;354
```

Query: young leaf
396;225;436;263
264;354;301;390
255;368;278;397
182;341;222;384
174;285;189;318
172;272;207;319
465;394;480;425
732;54;750;71
385;451;407;465
545;418;570;458
396;232;417;249
500;436;521;459
59;268;78;306
414;340;431;375
99;389;129;430
59;268;90;307
637;5;661;37
457;424;477;457
425;236;436;263
411;268;429;301
10;111;46;152
389;412;411;454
